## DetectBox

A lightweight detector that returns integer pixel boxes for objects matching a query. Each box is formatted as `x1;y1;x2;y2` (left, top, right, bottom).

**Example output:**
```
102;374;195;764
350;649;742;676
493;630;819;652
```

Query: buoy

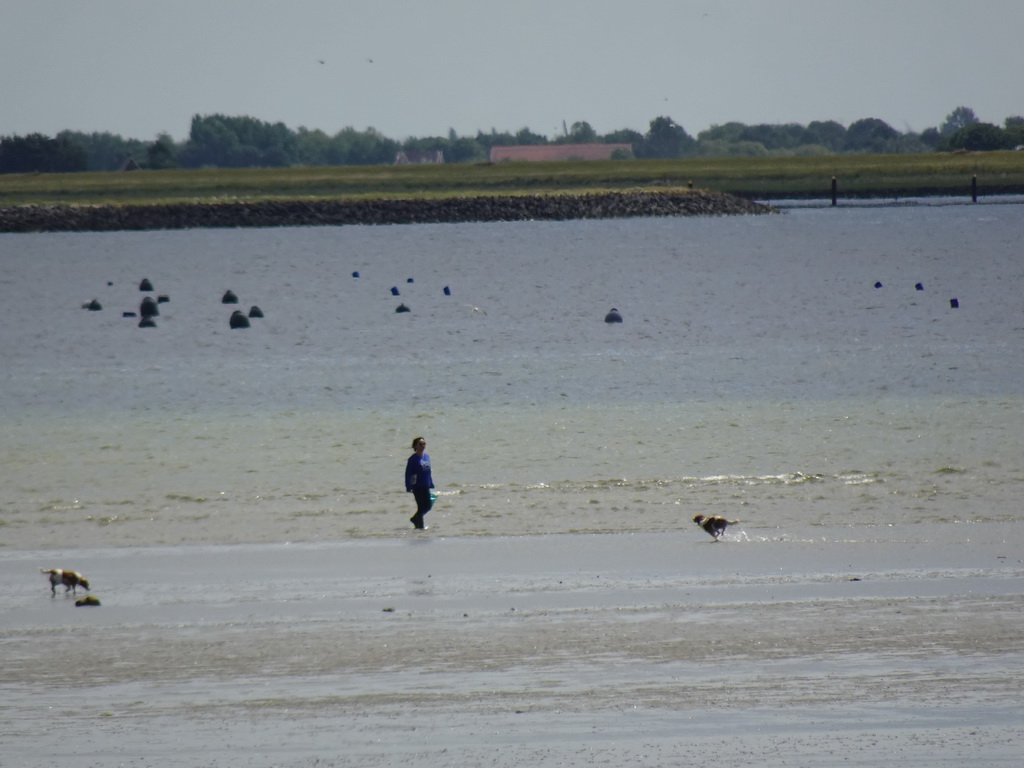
395;303;410;313
950;298;959;309
915;282;924;291
222;290;238;304
138;317;157;328
407;278;414;283
230;310;250;328
604;308;623;324
248;305;264;318
157;295;170;304
391;286;400;296
874;281;883;289
140;296;159;318
443;286;451;296
122;312;137;318
139;278;153;291
82;299;102;311
352;271;360;278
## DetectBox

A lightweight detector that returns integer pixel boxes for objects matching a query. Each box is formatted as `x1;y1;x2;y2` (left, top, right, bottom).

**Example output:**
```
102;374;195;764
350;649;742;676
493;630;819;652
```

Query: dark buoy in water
352;271;360;278
138;317;157;328
950;298;959;309
407;277;414;283
140;296;159;318
604;308;623;324
230;310;250;328
82;299;102;311
139;278;153;291
915;282;924;291
390;286;400;296
222;290;238;304
157;295;170;304
874;281;883;289
248;305;264;318
443;286;451;296
395;303;410;313
123;312;137;318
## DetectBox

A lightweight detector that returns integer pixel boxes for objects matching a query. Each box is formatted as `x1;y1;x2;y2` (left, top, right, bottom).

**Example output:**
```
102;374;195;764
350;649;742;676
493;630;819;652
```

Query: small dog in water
693;514;739;540
41;568;90;595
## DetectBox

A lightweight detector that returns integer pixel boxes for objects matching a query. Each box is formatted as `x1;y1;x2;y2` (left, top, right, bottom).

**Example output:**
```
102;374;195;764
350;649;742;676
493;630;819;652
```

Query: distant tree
739;123;807;150
844;118;899;152
146;134;178;169
58;130;148;171
559;121;597;144
447;137;486;163
0;133;87;173
514;127;548;145
335;126;399;165
918;127;941;149
294;127;334;166
474;129;518;155
804;120;846;152
945;123;1008;151
601;128;643;156
637;116;695;159
178;114;297;168
697;122;747;144
940;106;979;136
697;139;768;158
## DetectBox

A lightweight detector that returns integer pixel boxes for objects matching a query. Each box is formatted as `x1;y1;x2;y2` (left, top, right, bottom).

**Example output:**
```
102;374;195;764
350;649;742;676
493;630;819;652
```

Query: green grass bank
2;151;1022;208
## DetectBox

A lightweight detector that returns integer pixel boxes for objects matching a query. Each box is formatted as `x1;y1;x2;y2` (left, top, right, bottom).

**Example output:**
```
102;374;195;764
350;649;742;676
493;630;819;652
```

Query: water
2;205;1023;767
2;205;1023;547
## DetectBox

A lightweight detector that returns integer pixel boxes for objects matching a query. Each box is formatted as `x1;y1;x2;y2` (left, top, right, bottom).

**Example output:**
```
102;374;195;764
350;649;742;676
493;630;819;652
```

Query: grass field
1;151;1023;207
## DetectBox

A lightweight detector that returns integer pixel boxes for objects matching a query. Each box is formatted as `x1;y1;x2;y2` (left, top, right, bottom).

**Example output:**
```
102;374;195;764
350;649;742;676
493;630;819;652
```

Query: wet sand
3;526;1022;767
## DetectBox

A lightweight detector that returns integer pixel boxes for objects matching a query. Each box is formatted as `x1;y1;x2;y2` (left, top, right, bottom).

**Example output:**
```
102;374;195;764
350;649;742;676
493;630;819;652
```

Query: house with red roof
489;143;633;162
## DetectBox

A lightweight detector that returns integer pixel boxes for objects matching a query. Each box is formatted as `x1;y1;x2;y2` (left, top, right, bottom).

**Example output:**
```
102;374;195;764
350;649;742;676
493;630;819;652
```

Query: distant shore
0;190;774;233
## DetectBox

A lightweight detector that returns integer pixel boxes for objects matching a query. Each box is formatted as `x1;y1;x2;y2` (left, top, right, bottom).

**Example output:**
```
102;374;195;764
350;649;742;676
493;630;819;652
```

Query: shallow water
2;206;1023;766
2;205;1023;547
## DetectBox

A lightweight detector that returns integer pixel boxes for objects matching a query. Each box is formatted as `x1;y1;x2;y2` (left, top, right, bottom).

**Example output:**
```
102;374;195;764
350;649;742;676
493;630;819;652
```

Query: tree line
2;107;1022;174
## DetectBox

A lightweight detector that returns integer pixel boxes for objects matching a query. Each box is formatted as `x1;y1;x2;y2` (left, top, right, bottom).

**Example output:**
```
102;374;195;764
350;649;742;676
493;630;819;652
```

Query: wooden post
971;174;977;203
831;176;838;207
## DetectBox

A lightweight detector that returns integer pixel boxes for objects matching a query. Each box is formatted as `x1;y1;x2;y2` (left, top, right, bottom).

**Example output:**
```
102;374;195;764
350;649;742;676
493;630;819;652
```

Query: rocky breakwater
0;190;775;233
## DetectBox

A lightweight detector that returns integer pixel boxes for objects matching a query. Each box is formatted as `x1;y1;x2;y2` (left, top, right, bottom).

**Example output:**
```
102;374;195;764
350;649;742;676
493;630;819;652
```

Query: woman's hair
412;436;425;448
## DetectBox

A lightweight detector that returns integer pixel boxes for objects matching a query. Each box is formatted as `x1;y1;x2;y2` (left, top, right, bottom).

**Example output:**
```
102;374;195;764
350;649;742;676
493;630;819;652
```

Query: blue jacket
405;453;434;491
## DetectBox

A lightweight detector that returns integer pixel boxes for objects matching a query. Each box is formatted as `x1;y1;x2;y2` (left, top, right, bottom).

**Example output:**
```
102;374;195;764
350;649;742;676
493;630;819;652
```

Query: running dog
41;568;90;595
693;514;739;540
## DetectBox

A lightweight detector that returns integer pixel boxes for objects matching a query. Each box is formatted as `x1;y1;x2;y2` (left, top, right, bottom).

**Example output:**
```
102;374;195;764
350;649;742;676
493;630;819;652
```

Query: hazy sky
3;1;1021;142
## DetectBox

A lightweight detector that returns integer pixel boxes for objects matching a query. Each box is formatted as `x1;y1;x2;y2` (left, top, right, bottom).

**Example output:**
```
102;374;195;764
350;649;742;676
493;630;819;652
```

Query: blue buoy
443;286;451;296
950;298;959;308
391;286;400;296
874;281;883;289
407;278;414;283
604;308;623;324
352;271;360;279
915;282;924;291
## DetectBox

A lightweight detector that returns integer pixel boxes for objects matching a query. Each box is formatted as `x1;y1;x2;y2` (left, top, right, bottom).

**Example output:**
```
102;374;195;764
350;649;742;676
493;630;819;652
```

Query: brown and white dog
693;514;739;540
41;568;90;595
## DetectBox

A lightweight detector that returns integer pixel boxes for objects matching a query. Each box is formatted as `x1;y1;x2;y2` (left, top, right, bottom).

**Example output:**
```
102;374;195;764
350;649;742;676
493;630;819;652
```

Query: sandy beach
4;527;1023;767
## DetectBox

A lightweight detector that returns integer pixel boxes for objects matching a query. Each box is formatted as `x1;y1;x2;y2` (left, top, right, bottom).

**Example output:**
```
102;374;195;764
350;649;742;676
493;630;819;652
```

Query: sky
3;0;1021;143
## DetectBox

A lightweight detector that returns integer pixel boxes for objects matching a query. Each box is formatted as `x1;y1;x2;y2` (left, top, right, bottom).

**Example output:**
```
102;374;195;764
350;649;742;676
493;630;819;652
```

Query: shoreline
0;189;773;233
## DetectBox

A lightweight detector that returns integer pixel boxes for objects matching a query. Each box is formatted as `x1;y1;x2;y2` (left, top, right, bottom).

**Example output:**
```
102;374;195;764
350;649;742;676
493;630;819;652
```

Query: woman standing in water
405;436;434;529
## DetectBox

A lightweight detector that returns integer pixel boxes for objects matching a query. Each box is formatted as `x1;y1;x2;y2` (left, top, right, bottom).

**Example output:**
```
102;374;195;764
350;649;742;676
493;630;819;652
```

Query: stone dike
0;190;774;233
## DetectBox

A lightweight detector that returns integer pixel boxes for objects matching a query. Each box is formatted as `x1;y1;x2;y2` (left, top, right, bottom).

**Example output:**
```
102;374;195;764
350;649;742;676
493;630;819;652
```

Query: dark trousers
411;487;433;528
